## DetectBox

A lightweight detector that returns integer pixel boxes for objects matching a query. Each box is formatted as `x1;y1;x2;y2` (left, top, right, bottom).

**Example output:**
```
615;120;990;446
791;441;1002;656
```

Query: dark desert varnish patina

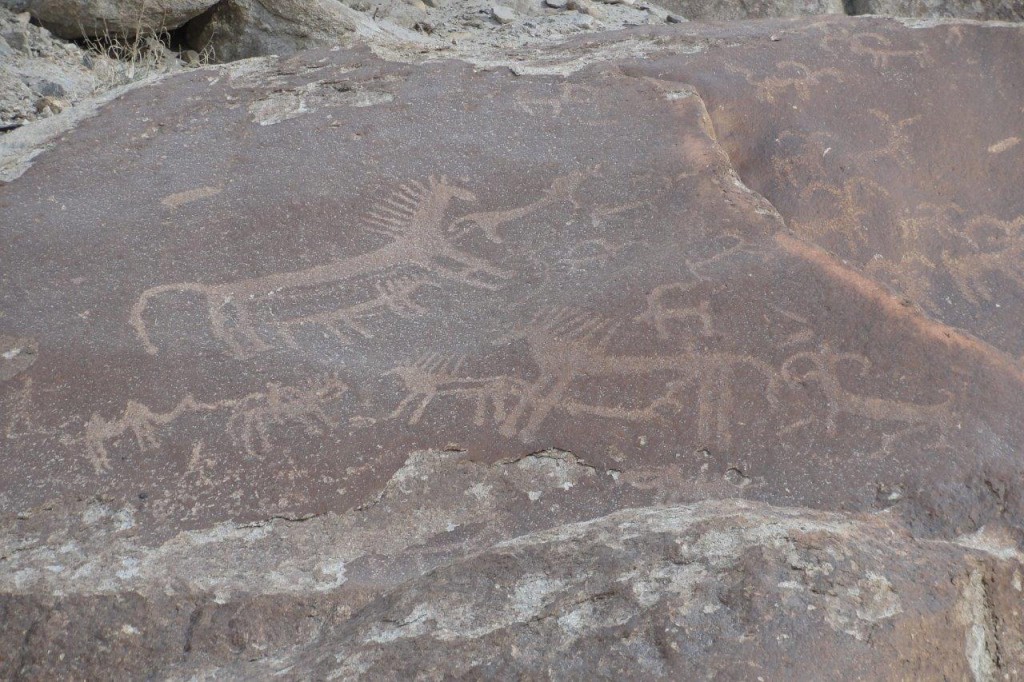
2;18;1024;542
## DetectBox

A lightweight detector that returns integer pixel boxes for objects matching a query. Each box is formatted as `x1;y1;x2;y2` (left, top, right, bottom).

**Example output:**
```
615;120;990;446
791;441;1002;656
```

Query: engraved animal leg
516;375;569;442
131;282;209;355
222;297;276;358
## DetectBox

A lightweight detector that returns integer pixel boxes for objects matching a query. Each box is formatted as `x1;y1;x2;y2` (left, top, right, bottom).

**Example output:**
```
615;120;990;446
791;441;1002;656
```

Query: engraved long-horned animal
780;344;954;436
130;176;509;358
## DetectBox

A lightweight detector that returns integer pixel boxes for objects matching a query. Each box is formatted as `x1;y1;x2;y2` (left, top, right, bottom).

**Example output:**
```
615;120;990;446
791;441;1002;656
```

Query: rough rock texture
851;0;1024;20
223;501;1024;680
184;0;379;62
656;0;844;20
0;6;188;129
184;0;673;61
2;14;1024;680
8;0;218;38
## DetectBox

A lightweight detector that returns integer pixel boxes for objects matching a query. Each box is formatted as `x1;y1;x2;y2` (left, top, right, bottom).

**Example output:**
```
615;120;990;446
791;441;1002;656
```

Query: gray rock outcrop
8;0;219;38
850;0;1024;20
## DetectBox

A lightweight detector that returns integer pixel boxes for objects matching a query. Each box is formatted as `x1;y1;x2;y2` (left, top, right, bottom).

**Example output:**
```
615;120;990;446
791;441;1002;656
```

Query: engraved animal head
780;344;870;390
432;176;478;206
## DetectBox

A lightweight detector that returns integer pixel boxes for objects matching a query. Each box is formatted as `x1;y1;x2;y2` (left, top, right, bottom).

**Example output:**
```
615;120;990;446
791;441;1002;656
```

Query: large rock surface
2;14;1024;679
656;0;844;20
223;500;1024;680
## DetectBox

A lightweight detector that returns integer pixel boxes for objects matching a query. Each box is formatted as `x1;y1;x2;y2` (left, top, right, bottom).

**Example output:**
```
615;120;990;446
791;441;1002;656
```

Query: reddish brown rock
1;15;1024;679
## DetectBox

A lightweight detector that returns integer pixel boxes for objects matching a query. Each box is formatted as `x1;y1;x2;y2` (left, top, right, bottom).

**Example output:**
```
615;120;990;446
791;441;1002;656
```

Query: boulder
8;0;219;39
184;0;381;62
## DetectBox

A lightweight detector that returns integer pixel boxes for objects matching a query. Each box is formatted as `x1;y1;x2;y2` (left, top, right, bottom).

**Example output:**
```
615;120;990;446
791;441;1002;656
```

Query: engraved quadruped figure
84;376;348;473
131;174;582;359
382;299;779;449
386;353;526;427
779;343;954;444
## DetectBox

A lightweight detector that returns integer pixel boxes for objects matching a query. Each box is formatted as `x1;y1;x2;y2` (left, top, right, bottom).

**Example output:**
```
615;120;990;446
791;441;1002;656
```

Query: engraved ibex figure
780;343;954;439
132;174;577;359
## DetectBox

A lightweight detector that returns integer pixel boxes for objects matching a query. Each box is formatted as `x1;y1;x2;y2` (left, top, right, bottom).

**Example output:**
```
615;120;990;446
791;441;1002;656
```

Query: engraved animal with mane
131;174;582;359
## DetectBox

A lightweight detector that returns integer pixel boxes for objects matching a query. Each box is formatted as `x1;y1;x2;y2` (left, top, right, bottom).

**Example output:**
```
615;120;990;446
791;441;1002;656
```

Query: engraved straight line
775;232;1024;387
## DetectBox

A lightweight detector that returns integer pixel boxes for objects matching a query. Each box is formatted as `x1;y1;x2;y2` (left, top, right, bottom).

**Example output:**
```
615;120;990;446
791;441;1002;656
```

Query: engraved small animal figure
386;353;525;426
226;377;347;457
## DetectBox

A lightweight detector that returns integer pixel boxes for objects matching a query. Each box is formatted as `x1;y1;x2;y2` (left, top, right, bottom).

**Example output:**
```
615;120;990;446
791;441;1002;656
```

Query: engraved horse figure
131;176;516;359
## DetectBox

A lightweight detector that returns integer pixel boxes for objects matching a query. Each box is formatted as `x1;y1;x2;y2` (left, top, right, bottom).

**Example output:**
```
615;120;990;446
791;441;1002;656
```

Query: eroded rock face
2;15;1024;680
0;5;189;129
219;501;1024;680
15;0;218;38
655;0;844;20
184;0;374;62
851;0;1024;20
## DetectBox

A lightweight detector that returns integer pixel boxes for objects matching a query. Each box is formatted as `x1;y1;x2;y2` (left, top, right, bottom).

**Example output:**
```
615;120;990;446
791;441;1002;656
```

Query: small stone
770;34;781;41
665;13;684;23
35;96;66;115
2;29;29;52
423;0;446;7
491;5;516;23
545;0;568;8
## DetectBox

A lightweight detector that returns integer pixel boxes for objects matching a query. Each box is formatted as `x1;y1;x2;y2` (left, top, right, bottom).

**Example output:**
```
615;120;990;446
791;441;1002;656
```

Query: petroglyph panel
2;24;1023;540
643;18;1024;362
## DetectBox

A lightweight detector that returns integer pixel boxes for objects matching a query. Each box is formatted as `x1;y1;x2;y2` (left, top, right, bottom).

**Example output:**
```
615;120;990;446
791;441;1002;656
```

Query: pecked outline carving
131;173;584;359
84;376;348;473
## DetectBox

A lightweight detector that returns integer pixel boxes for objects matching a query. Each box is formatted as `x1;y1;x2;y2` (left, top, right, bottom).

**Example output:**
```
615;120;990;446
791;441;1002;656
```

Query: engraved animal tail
131;282;210;355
